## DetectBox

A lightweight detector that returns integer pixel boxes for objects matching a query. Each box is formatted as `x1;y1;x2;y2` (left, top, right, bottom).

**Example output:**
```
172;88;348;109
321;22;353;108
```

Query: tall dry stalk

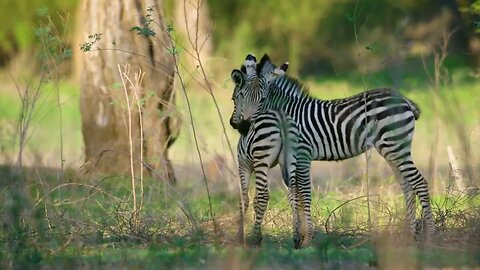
422;29;455;191
12;76;45;172
179;0;243;222
352;0;373;232
164;33;218;233
363;94;373;233
131;70;145;220
182;0;235;162
184;0;238;235
160;0;238;234
447;146;466;192
37;14;70;175
117;64;146;228
425;28;476;188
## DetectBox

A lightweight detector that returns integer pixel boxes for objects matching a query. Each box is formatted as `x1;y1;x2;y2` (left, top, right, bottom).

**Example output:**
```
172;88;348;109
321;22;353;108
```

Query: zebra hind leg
287;183;301;248
296;158;313;248
281;158;301;248
379;143;436;240
397;159;435;240
387;161;417;236
280;118;301;248
409;161;436;240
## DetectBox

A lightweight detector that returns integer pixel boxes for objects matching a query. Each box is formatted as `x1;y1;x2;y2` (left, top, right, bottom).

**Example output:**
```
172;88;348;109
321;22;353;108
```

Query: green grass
27;240;479;269
1;162;479;269
0;179;480;269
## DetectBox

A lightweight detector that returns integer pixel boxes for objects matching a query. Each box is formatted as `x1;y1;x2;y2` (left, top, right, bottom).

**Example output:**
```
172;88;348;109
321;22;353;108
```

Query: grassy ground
1;163;479;269
1;66;480;268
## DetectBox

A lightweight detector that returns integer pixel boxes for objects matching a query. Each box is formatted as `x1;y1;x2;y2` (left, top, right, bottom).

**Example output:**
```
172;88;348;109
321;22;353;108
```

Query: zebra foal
232;57;302;247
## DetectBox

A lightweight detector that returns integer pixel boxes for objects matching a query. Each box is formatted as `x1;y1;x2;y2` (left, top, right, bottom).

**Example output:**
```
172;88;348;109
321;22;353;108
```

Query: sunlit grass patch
0;80;82;167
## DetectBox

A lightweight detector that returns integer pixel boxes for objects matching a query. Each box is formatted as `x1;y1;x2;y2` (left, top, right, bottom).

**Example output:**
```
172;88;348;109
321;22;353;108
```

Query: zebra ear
273;62;289;76
244;54;257;76
257;54;276;75
231;69;244;86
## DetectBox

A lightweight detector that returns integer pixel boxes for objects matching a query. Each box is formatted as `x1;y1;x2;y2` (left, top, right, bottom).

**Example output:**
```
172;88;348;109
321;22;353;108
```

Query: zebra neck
264;88;326;110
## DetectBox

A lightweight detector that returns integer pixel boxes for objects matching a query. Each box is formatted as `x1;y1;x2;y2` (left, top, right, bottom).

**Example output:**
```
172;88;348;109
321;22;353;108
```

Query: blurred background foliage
208;0;480;76
0;0;77;66
0;0;479;76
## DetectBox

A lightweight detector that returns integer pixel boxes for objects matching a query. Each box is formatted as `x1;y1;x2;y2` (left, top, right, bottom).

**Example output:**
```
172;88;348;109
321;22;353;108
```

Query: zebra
230;54;435;248
232;58;302;247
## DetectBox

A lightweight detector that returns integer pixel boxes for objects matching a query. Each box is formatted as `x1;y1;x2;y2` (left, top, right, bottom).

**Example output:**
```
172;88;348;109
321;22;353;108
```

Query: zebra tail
279;113;297;188
280;115;290;184
407;98;421;120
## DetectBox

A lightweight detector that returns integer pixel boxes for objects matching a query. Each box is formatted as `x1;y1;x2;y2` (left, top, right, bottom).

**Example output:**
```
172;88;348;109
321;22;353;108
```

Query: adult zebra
233;59;302;247
230;54;435;248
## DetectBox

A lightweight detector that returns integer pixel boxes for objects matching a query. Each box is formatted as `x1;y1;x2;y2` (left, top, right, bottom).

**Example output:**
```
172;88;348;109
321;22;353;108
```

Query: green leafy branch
80;33;103;52
130;6;156;37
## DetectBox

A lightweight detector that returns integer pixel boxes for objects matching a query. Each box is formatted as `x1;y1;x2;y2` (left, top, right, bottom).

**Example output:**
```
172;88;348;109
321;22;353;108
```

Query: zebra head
230;54;288;134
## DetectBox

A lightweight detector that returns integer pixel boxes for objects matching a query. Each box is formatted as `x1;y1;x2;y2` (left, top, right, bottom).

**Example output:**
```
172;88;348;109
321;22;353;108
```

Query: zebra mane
273;74;311;98
236;55;311;98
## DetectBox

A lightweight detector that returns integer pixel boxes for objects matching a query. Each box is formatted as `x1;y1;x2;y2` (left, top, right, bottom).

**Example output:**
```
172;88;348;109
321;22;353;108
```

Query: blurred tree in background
76;0;179;183
0;0;479;76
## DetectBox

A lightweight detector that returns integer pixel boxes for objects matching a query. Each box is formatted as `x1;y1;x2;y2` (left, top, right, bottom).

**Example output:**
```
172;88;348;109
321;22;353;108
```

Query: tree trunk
77;0;180;184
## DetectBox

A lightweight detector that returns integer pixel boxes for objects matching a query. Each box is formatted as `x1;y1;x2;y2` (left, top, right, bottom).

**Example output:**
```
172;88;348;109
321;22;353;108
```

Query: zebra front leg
237;164;251;245
249;162;269;247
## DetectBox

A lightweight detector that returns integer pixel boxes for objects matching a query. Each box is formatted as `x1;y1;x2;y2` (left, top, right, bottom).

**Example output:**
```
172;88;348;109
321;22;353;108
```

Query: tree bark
77;0;180;184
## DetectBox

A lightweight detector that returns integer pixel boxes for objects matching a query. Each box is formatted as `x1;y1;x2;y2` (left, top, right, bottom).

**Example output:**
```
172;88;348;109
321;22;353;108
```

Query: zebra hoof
413;219;436;243
247;234;263;247
236;231;245;245
300;237;312;249
293;237;302;249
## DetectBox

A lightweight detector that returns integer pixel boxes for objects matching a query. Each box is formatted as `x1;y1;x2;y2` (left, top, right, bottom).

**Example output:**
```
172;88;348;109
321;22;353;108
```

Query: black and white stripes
232;57;303;247
235;109;300;246
230;54;435;247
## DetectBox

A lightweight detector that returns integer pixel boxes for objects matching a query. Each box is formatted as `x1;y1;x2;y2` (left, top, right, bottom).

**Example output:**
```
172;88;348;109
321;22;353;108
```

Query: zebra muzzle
230;117;238;129
237;120;251;136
